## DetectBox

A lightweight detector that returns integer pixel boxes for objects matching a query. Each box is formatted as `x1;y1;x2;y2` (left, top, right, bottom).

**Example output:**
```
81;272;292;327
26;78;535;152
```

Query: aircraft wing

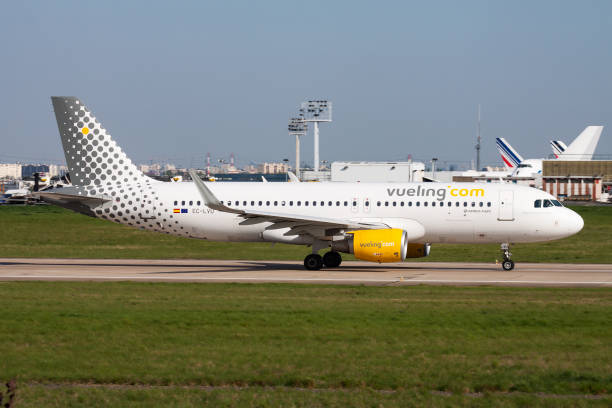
189;170;387;238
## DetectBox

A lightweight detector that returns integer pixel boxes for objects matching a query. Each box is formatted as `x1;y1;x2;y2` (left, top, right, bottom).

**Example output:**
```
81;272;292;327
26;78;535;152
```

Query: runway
0;258;610;287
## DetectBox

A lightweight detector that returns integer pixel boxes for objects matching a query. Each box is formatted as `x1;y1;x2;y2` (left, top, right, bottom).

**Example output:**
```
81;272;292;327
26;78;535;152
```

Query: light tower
288;117;308;178
300;100;332;172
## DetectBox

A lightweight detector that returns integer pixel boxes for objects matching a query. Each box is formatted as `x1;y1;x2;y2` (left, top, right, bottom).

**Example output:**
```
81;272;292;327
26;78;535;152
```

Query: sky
1;0;611;169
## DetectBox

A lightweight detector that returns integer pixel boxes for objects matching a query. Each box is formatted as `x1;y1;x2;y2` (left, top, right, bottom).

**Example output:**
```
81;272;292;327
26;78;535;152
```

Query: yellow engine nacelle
349;229;408;263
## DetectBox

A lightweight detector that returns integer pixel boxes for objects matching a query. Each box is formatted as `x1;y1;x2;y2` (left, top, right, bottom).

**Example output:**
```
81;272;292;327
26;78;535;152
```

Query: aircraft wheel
304;254;323;270
323;251;342;268
502;259;515;271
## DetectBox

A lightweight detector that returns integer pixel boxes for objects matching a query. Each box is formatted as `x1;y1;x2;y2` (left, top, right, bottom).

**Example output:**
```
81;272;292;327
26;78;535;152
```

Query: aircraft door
498;191;514;221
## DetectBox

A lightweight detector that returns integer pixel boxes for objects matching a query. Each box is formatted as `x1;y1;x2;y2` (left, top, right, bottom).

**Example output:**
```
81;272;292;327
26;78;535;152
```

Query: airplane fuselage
91;181;582;246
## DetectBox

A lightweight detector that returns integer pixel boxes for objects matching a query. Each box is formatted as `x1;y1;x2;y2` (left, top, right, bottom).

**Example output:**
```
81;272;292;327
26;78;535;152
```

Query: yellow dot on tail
82;127;89;135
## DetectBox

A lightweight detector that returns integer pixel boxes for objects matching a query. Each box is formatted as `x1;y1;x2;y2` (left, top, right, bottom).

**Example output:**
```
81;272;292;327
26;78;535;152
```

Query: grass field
0;204;610;263
0;282;610;407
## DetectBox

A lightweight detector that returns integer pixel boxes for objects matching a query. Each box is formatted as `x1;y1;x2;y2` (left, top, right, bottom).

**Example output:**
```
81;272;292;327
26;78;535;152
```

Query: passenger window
181;201;185;206
455;202;459;207
336;201;340;206
197;201;201;206
297;201;301;206
251;201;255;206
392;202;397;207
258;201;262;206
173;200;178;206
274;201;278;206
471;202;475;207
400;202;404;207
487;202;491;207
479;202;483;207
344;201;348;206
424;202;428;207
377;201;381;207
243;201;247;206
385;202;389;207
544;200;553;207
365;201;370;207
266;201;270;206
312;201;316;206
353;201;357;206
305;201;309;206
432;202;435;207
447;202;451;207
281;201;285;206
416;202;420;207
463;202;467;207
289;201;293;206
534;200;541;208
321;201;325;206
328;201;332;206
235;201;239;206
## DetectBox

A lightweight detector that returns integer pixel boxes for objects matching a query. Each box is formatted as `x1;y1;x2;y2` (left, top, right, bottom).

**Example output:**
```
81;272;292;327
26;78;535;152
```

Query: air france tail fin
557;126;603;160
51;97;152;188
550;140;567;158
495;138;524;169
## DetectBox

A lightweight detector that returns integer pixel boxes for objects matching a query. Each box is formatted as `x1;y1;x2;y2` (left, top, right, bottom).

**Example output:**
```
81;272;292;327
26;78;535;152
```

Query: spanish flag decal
173;208;180;213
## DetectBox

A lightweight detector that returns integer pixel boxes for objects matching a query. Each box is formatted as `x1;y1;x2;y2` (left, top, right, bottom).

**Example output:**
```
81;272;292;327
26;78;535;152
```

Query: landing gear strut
501;243;515;271
304;254;323;270
323;251;342;268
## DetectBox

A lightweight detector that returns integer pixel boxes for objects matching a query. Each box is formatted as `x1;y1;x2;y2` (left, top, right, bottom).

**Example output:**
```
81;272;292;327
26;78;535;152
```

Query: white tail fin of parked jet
556;126;603;160
495;137;524;169
550;140;567;158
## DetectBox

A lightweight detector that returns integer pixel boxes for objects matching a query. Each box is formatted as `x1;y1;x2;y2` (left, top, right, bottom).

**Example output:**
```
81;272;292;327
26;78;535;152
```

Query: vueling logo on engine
359;241;394;249
386;186;485;201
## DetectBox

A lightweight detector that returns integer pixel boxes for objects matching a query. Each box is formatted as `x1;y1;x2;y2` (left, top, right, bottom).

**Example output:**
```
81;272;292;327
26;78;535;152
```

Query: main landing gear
501;243;515;271
304;251;342;270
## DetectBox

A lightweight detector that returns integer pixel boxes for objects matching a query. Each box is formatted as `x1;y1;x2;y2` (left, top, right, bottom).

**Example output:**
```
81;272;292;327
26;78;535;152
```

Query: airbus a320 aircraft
37;97;584;271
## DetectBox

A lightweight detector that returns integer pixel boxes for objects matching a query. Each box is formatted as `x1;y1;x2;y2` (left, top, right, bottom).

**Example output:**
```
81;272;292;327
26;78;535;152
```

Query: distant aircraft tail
51;97;152;188
495;138;524;169
557;126;603;160
550;140;567;158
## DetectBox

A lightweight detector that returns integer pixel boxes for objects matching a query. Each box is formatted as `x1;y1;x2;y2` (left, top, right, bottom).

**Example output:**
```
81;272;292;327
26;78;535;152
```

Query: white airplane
36;97;584;272
496;126;603;178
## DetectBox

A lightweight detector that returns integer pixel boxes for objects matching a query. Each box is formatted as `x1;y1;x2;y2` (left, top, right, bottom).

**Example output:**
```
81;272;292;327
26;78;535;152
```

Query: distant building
259;162;290;174
331;161;425;183
0;163;22;179
21;164;49;178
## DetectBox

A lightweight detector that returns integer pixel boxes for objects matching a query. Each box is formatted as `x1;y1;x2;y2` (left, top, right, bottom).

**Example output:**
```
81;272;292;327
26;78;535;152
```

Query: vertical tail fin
550;140;567;158
51;97;151;188
557;126;603;160
495;138;524;169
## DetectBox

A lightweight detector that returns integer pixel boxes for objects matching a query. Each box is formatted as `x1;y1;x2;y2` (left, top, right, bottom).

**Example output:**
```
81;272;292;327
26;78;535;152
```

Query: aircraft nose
566;210;584;236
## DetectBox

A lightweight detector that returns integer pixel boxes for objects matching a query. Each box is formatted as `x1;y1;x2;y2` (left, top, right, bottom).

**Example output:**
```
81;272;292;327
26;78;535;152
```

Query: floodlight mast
300;100;332;172
288;117;308;178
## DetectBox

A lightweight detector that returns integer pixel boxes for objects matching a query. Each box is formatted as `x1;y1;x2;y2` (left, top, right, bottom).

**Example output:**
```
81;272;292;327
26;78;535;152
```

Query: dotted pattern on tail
51;96;171;234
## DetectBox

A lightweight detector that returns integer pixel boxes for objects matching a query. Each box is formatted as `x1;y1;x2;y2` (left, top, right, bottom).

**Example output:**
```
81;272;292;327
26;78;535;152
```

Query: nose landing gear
501;243;515;271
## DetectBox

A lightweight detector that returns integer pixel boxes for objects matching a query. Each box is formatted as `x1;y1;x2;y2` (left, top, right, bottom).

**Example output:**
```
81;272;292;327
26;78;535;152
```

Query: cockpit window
534;200;541;208
543;199;554;207
552;200;563;207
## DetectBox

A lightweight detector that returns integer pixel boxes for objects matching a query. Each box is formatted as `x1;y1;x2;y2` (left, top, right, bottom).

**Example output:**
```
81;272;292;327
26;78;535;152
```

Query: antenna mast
476;104;481;171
